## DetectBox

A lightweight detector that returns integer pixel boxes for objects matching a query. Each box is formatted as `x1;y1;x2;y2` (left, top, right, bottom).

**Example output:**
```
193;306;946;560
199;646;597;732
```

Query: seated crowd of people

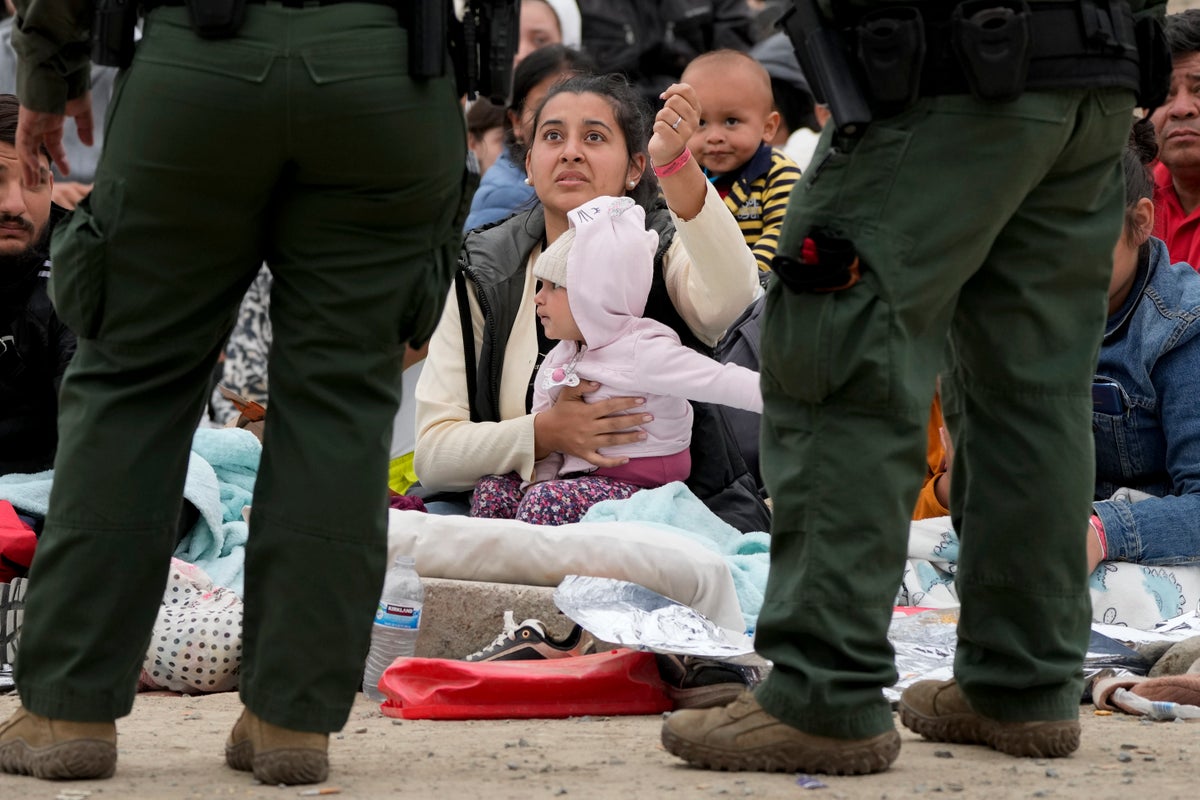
3;0;1200;703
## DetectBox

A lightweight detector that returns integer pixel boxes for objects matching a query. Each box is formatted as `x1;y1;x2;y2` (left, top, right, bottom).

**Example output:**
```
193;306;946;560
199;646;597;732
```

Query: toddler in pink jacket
470;196;762;525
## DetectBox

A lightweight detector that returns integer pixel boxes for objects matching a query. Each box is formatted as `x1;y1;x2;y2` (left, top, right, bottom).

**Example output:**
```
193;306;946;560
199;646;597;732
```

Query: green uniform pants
755;89;1134;740
15;5;466;732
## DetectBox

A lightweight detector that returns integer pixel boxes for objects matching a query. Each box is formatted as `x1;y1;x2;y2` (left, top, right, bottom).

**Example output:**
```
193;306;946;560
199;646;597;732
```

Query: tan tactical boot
0;707;117;779
224;708;329;785
661;691;900;775
899;679;1080;758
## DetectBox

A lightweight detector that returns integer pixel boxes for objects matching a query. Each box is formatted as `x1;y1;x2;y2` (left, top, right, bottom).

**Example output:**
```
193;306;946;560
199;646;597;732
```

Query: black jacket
1;203;76;475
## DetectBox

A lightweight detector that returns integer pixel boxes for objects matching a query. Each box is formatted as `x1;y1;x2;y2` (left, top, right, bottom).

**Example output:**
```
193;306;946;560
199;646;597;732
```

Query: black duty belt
914;4;1141;97
783;0;1163;139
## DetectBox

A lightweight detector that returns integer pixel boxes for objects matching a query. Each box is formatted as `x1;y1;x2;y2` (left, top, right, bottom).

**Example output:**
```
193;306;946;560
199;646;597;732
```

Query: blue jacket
462;147;536;232
1093;237;1200;565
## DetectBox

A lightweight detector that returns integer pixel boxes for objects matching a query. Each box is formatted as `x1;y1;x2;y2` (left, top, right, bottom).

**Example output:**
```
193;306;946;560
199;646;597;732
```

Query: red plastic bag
378;649;672;720
0;501;37;583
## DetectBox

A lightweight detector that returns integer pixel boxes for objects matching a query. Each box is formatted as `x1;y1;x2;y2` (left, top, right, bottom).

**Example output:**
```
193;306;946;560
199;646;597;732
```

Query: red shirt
1153;161;1200;271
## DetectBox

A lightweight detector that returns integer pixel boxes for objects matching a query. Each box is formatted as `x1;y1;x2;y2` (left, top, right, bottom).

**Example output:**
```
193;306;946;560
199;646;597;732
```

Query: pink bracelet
1089;514;1108;561
652;148;692;178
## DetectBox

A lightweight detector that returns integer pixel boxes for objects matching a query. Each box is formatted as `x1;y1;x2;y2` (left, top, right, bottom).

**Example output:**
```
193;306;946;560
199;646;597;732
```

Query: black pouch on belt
771;229;862;294
951;0;1032;102
856;6;927;113
183;0;248;38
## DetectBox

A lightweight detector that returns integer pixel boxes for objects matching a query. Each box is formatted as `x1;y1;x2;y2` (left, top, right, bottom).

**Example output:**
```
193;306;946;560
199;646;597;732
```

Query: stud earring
628;181;636;188
524;176;532;185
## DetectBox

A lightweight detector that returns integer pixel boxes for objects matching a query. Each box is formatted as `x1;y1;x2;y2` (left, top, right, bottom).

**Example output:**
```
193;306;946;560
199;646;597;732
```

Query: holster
1134;13;1170;109
183;0;248;39
409;0;449;80
91;0;139;68
779;0;873;137
951;0;1033;103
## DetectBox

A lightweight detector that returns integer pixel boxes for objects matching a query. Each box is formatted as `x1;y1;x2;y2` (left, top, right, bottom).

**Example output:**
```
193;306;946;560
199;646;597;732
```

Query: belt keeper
652;148;692;178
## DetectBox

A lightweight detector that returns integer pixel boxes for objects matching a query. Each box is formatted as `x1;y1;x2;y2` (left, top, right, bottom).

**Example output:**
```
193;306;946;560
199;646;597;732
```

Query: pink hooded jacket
531;196;762;482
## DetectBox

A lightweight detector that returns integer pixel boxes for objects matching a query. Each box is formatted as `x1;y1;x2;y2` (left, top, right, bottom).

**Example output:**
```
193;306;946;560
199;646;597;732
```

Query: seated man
0;93;75;476
1151;9;1200;270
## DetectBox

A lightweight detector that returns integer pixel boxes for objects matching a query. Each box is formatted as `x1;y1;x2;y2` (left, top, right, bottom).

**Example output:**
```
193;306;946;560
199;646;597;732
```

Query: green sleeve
12;0;95;113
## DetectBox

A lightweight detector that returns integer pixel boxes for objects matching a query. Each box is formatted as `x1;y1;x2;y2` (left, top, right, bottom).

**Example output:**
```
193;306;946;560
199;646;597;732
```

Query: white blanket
385;509;745;632
900;516;1200;630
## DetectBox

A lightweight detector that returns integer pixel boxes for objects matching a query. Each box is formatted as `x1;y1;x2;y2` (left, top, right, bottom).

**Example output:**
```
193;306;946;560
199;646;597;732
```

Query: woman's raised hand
648;83;700;167
648;83;705;220
533;381;651;468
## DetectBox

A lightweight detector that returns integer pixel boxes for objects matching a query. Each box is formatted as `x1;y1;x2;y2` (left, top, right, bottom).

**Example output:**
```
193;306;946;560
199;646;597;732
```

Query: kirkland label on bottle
375;602;422;629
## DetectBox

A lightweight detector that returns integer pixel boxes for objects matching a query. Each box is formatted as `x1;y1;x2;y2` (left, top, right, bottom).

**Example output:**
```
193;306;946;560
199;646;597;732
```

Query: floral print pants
470;471;641;525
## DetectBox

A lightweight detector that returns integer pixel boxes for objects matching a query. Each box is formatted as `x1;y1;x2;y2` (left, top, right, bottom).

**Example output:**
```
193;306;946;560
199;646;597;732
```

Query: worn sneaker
656;654;756;709
898;679;1080;758
0;706;117;780
225;708;329;785
662;691;900;774
464;610;594;662
0;578;26;668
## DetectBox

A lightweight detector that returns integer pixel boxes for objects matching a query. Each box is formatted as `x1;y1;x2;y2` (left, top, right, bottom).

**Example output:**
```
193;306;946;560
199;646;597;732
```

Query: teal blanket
582;482;770;630
0;427;259;596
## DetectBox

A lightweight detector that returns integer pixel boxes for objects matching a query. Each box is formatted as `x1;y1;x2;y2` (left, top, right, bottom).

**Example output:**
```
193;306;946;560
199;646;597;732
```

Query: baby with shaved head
681;49;802;274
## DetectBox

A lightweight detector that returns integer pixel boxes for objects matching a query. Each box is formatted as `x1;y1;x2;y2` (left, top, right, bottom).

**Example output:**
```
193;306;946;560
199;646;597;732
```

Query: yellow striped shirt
719;145;802;272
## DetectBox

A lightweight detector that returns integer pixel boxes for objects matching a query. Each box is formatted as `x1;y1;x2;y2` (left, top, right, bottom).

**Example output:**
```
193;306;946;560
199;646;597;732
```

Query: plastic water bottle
362;554;424;702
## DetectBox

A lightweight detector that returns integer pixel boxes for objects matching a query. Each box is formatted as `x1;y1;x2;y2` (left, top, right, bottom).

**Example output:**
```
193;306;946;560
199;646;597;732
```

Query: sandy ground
1;692;1196;800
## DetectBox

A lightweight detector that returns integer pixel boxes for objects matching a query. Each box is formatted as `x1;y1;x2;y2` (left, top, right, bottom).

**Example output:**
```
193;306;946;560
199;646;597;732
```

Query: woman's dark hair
1122;116;1158;244
531;73;661;211
466;97;505;138
505;44;596;159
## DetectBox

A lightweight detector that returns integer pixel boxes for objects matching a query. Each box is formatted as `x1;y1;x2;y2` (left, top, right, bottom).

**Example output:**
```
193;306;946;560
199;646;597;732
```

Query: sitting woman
414;73;763;526
1087;118;1200;574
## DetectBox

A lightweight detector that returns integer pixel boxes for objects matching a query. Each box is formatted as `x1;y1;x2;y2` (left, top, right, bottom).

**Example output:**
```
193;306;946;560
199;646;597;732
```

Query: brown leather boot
0;707;117;779
899;679;1080;758
661;691;900;775
224;708;329;785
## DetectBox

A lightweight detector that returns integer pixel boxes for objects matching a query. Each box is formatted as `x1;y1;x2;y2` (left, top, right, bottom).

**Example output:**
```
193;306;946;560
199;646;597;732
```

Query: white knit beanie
534;227;575;288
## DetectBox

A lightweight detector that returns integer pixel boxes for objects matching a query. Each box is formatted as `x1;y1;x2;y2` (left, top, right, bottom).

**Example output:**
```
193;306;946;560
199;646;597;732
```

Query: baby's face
534;279;584;343
686;63;778;177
